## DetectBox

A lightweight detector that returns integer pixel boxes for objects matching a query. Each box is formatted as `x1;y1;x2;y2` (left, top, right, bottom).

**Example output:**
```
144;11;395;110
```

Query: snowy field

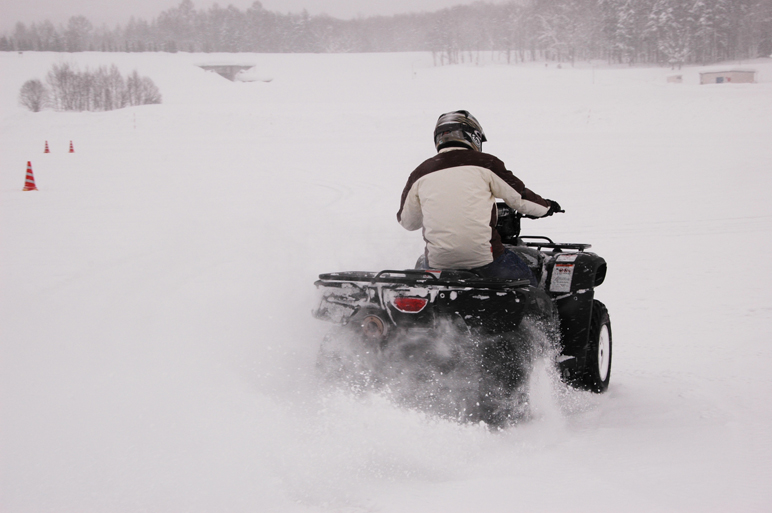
2;50;771;512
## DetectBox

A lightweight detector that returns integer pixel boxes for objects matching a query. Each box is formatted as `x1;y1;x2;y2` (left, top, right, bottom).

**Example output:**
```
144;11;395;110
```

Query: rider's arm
397;179;423;230
488;168;551;218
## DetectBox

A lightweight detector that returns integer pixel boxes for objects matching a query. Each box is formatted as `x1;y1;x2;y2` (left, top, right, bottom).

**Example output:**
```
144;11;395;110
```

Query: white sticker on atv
550;263;575;293
556;253;579;263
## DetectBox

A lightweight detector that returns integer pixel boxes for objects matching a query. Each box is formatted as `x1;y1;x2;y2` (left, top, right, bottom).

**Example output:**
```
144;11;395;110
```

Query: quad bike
312;202;611;425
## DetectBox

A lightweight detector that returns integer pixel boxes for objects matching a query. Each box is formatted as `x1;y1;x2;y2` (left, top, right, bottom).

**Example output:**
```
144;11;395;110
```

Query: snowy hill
1;51;771;512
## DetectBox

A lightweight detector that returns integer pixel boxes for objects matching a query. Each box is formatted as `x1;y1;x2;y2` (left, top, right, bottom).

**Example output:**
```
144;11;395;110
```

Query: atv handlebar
521;210;564;220
496;201;565;245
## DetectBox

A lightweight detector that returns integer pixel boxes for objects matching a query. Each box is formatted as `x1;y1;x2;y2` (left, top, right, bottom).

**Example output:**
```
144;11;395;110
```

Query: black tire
579;300;612;393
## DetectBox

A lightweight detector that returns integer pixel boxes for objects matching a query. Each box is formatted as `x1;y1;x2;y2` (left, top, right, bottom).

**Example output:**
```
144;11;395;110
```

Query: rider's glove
545;200;563;216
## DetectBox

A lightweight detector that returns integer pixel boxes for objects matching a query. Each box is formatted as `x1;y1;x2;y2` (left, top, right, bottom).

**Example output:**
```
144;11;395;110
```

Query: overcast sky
1;0;498;33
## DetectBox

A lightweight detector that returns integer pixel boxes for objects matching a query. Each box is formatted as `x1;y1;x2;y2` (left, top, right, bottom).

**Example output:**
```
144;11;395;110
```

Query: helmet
434;110;487;152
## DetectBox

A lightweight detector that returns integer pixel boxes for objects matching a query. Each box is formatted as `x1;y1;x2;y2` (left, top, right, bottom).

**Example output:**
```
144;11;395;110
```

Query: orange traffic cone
44;141;50;153
23;161;38;191
69;141;74;153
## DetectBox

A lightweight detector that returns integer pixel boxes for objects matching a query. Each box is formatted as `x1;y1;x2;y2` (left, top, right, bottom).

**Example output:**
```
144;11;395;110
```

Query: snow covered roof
197;63;256;81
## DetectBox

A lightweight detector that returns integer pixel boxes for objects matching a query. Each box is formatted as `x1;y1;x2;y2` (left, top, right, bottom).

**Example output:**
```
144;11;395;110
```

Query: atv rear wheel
579;300;612;393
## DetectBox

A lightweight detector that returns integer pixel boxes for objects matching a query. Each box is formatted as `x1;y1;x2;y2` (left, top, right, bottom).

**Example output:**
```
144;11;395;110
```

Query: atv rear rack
519;236;591;252
317;270;530;290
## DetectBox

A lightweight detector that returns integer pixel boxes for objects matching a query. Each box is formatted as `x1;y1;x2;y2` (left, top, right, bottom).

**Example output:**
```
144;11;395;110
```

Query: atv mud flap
554;289;595;379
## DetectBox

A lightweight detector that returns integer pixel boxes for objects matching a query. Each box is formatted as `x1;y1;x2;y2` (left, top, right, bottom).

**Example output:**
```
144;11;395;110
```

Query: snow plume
315;314;577;428
521;315;600;437
316;318;483;423
521;315;570;437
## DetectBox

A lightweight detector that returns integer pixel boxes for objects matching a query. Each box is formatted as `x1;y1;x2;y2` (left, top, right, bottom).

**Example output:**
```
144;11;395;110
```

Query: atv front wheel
579;300;612;393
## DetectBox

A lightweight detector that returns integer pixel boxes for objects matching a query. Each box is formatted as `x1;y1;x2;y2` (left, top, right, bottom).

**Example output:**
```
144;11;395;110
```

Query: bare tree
126;70;162;106
104;65;128;110
43;62;161;112
46;62;77;110
19;79;48;112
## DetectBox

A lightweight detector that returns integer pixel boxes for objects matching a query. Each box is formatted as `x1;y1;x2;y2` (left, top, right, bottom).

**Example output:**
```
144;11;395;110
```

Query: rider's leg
472;249;537;286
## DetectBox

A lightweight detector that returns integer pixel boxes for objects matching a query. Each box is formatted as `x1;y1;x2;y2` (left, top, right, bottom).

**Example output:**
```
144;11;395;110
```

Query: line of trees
2;0;771;67
19;63;162;112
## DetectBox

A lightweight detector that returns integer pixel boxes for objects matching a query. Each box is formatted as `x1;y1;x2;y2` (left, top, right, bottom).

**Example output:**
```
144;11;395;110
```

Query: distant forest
2;0;771;67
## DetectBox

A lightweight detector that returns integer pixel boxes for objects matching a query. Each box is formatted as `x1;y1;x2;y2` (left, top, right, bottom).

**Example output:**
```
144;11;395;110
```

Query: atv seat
415;245;545;286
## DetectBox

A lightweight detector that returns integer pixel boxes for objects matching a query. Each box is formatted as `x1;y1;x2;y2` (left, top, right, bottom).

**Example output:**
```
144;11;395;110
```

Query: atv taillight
392;296;428;313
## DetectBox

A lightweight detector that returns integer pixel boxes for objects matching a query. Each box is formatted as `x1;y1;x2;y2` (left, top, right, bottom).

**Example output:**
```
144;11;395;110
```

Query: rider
397;110;562;286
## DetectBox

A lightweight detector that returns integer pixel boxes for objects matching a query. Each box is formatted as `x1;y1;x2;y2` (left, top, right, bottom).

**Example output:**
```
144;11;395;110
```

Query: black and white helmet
434;110;487;152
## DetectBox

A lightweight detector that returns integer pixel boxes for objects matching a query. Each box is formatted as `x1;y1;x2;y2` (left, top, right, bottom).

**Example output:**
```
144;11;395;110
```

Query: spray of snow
314;308;593;432
316;318;488;423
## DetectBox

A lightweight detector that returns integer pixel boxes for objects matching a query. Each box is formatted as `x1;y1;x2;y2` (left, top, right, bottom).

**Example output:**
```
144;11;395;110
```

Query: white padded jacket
397;148;551;269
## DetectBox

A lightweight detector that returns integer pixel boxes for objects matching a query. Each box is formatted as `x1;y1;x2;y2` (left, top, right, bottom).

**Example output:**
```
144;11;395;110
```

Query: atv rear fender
540;250;607;379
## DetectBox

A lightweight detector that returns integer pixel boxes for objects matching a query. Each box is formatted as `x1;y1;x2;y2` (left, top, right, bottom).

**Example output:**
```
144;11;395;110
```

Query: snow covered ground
2;51;771;512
